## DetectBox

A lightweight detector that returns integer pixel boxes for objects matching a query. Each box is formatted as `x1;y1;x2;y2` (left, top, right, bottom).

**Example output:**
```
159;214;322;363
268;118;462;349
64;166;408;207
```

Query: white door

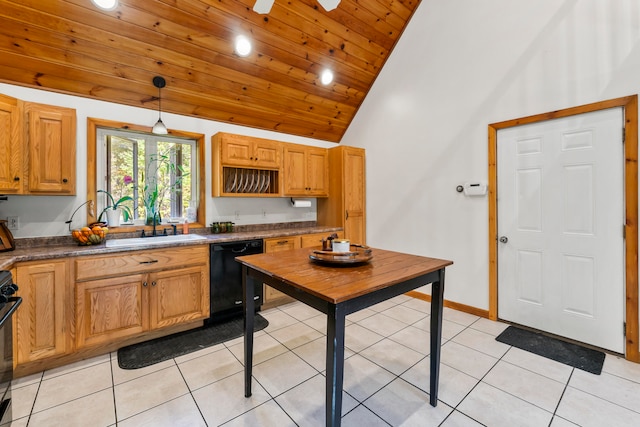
497;107;625;352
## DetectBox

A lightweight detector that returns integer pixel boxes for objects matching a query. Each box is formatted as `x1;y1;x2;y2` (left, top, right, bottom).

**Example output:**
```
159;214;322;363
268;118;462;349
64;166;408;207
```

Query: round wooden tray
309;244;373;265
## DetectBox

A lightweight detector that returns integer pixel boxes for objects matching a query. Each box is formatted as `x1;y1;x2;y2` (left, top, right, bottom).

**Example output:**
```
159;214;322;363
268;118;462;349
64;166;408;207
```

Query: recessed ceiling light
235;35;252;57
91;0;118;11
320;69;334;85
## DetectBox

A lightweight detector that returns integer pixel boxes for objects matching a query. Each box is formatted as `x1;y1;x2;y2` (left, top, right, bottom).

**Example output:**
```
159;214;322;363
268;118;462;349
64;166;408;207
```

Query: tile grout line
110;352;118;427
172;356;210;426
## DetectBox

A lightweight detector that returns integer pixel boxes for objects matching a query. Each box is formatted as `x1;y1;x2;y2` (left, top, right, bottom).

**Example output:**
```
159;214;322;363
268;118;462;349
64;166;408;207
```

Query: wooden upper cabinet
318;146;366;245
24;102;76;194
283;144;329;197
212;132;282;197
217;133;281;169
0;94;23;193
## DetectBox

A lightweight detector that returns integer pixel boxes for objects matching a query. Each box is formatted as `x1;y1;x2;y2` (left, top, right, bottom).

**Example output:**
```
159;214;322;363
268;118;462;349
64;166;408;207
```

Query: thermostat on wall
463;182;487;196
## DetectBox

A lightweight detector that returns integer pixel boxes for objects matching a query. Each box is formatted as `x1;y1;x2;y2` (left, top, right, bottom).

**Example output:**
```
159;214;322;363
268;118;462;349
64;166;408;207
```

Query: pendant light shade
253;0;339;14
152;76;168;135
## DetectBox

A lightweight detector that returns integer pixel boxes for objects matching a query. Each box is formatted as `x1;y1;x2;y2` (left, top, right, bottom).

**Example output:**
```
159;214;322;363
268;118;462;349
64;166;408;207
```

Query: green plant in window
97;177;134;222
142;150;189;225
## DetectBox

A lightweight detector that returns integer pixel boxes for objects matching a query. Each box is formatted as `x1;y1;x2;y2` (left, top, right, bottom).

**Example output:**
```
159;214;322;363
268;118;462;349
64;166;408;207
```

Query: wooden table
237;247;453;427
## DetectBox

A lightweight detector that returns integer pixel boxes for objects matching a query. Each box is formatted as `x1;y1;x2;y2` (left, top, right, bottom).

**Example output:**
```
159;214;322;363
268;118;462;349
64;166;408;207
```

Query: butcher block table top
237;246;453;304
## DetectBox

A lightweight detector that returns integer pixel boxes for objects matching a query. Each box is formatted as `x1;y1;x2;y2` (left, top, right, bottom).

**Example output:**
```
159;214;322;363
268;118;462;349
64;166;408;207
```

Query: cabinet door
253;139;281;168
300;231;343;249
283;145;308;195
344;148;366;244
75;274;149;349
220;135;253;167
0;94;23;193
15;260;70;364
306;147;329;196
148;265;209;330
25;103;76;194
263;237;300;304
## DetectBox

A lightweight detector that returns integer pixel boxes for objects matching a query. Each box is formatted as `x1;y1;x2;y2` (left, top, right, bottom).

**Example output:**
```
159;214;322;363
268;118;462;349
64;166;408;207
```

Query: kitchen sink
105;234;207;248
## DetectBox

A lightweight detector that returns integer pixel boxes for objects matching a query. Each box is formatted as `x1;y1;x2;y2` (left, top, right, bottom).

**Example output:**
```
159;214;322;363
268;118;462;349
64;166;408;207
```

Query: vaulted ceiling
0;0;421;142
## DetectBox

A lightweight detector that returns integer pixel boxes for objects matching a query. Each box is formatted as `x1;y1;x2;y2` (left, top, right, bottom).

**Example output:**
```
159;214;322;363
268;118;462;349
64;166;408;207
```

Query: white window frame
95;127;198;224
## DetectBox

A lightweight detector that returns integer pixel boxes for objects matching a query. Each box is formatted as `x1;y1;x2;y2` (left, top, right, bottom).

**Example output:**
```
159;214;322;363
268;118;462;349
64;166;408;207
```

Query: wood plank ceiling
0;0;421;142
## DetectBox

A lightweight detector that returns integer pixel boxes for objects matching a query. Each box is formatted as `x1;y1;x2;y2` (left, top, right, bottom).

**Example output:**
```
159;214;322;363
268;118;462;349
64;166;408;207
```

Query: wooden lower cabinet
263;232;343;307
75;247;209;350
263;236;300;307
75;274;149;349
149;265;209;330
14;260;72;365
12;245;209;377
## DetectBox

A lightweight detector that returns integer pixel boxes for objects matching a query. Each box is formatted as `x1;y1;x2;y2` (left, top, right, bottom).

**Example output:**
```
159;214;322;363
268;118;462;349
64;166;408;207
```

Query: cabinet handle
277;240;288;245
255;158;258;161
345;210;349;220
143;281;148;287
235;296;259;305
139;260;159;264
151;281;157;287
62;178;68;183
13;176;19;181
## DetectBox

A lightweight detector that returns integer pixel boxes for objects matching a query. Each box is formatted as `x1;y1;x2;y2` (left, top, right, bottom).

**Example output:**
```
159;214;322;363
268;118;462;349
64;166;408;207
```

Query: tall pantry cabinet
318;146;366;245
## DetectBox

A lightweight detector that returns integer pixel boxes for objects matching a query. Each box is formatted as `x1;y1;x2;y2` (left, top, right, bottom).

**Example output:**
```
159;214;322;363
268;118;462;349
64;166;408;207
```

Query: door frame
488;95;639;362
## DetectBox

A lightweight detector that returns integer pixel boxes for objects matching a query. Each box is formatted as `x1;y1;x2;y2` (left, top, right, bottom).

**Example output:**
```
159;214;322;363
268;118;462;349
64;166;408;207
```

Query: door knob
499;236;508;244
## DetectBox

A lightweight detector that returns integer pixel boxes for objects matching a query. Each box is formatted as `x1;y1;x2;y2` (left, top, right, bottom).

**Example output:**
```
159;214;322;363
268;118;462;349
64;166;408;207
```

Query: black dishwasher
208;239;264;323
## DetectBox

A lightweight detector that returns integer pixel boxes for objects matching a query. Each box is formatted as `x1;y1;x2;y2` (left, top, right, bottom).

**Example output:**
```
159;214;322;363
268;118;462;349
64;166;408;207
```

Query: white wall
0;83;331;238
341;0;640;311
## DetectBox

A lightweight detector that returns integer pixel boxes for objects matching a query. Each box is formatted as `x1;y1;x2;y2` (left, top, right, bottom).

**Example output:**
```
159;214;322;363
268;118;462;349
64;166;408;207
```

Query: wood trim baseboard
405;291;490;319
487;95;639;362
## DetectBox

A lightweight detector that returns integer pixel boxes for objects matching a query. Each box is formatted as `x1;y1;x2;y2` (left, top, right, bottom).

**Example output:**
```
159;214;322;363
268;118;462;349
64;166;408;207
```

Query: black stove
0;271;21;425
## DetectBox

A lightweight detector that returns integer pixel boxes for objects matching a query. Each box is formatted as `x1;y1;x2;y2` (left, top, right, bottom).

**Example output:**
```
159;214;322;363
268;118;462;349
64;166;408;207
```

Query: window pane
98;128;196;224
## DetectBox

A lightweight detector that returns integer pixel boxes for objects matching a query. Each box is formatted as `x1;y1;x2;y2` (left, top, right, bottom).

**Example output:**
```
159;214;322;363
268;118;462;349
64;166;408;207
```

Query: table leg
243;265;255;398
326;304;346;427
429;268;445;406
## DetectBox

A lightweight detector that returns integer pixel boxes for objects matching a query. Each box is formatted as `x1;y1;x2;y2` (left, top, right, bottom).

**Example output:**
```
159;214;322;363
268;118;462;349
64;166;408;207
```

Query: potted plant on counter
98;183;134;227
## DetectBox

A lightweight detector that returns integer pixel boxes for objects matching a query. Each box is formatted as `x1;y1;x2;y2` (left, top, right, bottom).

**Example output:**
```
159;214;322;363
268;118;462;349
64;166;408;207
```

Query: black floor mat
496;326;605;375
118;314;269;370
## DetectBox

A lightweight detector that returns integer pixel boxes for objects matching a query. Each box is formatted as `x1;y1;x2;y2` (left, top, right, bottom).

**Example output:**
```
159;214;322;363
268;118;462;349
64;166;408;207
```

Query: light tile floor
6;295;640;426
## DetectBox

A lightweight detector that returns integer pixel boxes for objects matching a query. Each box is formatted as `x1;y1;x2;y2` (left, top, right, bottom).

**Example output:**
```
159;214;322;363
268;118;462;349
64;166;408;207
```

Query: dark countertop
0;225;342;270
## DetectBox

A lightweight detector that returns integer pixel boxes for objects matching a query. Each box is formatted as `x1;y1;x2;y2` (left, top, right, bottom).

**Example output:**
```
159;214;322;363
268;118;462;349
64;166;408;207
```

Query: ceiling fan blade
253;0;275;14
317;0;340;11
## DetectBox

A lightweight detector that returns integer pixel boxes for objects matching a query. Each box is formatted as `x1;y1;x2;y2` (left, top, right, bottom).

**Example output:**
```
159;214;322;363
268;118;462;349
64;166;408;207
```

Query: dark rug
118;314;269;369
496;326;605;375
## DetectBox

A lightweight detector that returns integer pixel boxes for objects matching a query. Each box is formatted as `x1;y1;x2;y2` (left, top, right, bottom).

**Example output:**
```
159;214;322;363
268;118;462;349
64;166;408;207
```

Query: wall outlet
262;209;266;218
7;216;19;230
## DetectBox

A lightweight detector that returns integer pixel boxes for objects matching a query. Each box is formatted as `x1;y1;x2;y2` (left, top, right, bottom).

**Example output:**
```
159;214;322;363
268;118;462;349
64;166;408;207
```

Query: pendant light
253;0;339;14
151;76;168;135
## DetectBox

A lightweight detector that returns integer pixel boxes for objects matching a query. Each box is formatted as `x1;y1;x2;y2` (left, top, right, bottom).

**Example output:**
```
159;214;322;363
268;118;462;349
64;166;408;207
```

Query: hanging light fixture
317;0;340;11
253;0;339;14
151;76;168;135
